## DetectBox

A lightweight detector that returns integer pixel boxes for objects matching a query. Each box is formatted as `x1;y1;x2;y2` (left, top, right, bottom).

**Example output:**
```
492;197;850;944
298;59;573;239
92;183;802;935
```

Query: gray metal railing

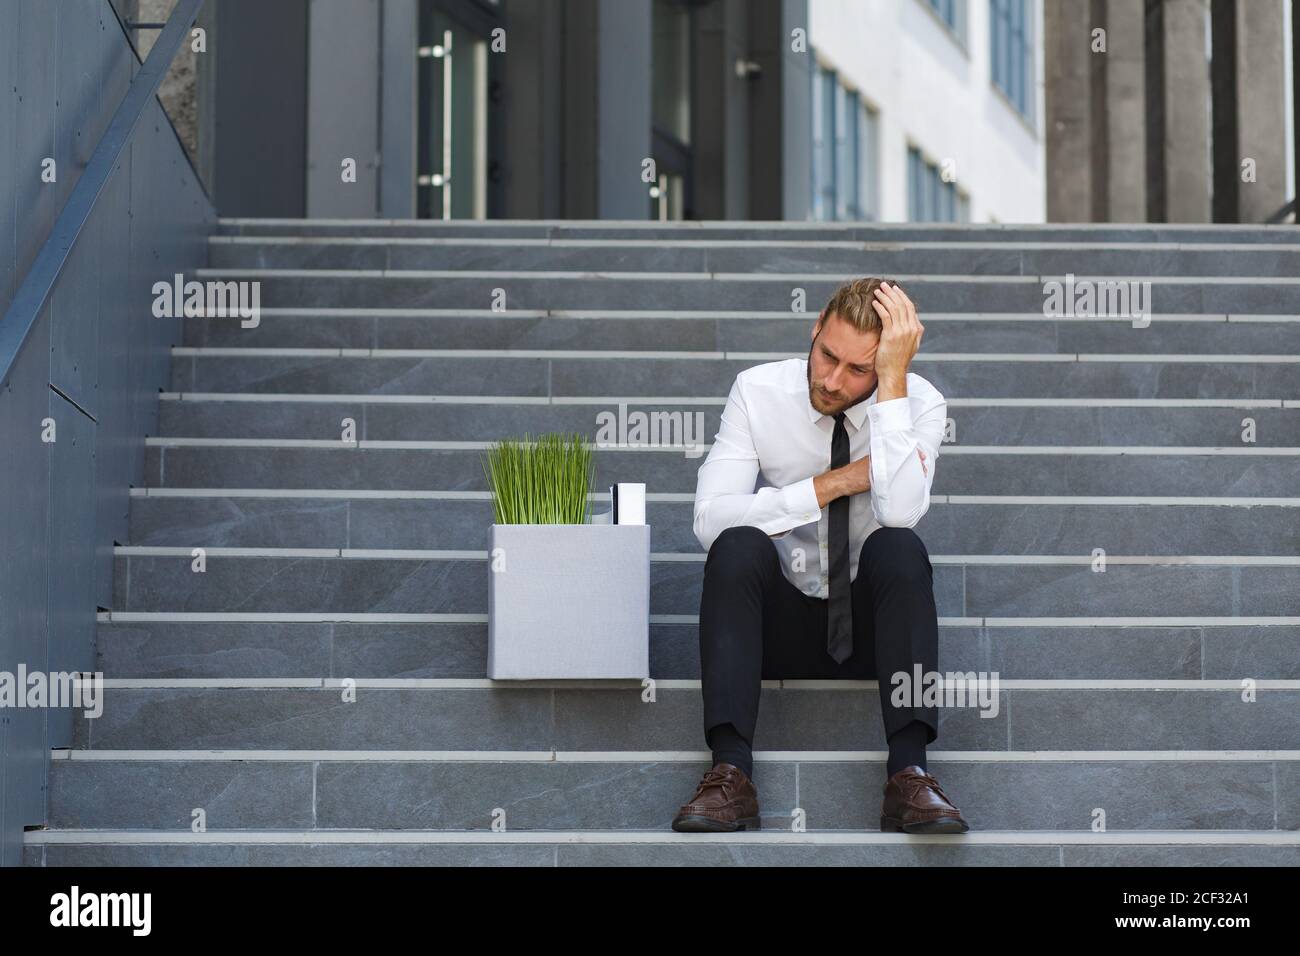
1264;198;1296;225
0;0;205;391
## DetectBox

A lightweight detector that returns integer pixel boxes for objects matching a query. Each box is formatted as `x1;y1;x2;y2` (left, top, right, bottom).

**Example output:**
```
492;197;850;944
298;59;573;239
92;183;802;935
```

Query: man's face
806;311;880;416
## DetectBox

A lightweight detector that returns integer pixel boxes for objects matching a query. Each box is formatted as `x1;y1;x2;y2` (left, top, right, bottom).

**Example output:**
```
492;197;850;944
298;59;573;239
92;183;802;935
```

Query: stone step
156;397;1300;445
180;311;1300;353
126;495;1300;554
65;684;1300;752
93;618;1300;681
43;753;1300;832
206;237;1300;276
110;552;1300;618
190;269;1300;313
142;445;1300;496
167;351;1300;398
28;829;1300;867
212;218;1300;244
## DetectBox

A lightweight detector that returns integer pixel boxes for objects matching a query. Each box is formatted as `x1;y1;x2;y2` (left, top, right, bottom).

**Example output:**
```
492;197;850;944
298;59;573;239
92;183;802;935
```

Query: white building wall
808;0;1047;222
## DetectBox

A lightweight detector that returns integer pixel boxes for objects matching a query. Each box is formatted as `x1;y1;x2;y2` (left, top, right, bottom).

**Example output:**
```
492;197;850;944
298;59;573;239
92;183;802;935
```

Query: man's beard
805;345;873;413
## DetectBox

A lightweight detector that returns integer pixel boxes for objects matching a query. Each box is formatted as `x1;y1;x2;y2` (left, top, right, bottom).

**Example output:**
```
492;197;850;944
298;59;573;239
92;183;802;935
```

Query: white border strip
208;235;1300;253
158;392;1294;408
175;306;1300;324
73;677;1300;690
51;748;1300;762
94;611;1300;627
143;437;1300;455
24;829;1300;846
213;216;1300;231
191;266;1300;286
126;488;1300;506
112;546;1300;566
170;346;1300;363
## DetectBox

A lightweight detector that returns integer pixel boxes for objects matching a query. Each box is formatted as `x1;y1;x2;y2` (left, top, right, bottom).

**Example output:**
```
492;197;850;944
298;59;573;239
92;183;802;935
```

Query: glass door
651;0;695;220
417;1;499;218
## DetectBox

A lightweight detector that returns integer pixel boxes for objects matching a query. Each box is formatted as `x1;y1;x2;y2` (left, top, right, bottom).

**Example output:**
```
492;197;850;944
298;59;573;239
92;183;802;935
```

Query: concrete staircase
25;219;1300;866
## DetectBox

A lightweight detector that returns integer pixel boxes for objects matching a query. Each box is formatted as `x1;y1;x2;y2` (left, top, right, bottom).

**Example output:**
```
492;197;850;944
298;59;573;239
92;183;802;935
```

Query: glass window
908;146;968;222
990;0;1031;118
811;65;837;220
810;61;876;221
927;0;967;42
835;86;859;219
907;147;921;220
858;103;879;221
651;0;692;145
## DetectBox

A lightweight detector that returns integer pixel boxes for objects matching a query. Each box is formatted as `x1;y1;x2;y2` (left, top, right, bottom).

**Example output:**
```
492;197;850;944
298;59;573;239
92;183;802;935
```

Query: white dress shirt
693;357;947;598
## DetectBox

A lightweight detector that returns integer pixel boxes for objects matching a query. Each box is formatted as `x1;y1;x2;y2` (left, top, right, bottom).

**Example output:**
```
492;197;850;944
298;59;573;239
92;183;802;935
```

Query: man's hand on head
871;281;924;403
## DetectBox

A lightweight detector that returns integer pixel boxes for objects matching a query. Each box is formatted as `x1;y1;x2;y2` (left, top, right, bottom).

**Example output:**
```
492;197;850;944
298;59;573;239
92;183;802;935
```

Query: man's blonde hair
818;277;901;334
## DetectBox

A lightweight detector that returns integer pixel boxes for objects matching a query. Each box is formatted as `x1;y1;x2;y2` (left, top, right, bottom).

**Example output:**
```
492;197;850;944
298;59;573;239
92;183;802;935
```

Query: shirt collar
799;358;876;430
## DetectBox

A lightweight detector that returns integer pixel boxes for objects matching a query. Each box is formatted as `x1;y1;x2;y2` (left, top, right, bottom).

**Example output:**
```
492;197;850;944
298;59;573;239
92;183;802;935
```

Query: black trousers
698;523;940;750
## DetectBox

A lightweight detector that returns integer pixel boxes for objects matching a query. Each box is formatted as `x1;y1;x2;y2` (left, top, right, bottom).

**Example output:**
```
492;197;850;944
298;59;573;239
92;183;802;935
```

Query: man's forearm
812;459;869;509
876;372;908;403
812;470;844;509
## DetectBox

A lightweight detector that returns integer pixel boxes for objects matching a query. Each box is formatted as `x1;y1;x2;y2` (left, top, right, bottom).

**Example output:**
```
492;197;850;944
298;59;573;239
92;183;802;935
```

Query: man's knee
859;527;931;583
704;525;777;582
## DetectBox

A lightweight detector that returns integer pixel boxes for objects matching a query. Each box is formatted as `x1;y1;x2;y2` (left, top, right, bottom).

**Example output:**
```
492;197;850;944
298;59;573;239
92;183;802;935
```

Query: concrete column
379;0;418;218
1147;0;1211;222
1045;0;1094;221
693;0;752;220
208;0;309;217
306;0;381;217
748;0;811;221
561;0;652;219
1211;0;1287;222
1100;0;1146;221
500;0;565;218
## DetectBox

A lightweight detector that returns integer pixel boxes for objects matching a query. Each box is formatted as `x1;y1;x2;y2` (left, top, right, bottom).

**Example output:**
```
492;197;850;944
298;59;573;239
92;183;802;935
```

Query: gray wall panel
14;0;63;282
595;0;652;219
0;704;8;866
306;0;381;217
0;357;9;867
0;318;53;867
47;3;122;416
379;0;418;218
132;104;184;456
210;0;309;216
46;389;97;750
56;1;109;186
48;214;102;415
1;1;214;865
93;159;132;612
0;1;19;314
779;0;810;222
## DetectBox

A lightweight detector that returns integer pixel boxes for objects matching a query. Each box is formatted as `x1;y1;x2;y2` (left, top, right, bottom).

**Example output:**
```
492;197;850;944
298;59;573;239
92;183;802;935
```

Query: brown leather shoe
880;765;970;833
671;762;761;832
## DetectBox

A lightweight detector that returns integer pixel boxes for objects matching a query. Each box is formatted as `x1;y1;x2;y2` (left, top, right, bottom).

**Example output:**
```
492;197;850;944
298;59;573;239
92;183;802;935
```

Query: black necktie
827;411;852;663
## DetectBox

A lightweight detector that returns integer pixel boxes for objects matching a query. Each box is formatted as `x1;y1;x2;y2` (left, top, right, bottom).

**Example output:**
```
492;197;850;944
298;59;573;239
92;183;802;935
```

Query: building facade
133;0;1292;223
808;0;1046;223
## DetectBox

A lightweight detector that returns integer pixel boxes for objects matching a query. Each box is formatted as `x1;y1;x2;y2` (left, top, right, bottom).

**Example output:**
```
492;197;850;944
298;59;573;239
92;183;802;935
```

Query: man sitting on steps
672;276;970;834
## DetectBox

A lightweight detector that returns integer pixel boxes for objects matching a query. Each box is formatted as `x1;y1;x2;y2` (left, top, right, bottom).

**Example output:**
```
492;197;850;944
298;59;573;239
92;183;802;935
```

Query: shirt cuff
781;476;822;527
866;396;913;434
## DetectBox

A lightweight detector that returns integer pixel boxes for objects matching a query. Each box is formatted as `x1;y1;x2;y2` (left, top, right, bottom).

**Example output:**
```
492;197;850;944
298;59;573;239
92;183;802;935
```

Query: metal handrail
0;0;205;391
1264;198;1296;225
